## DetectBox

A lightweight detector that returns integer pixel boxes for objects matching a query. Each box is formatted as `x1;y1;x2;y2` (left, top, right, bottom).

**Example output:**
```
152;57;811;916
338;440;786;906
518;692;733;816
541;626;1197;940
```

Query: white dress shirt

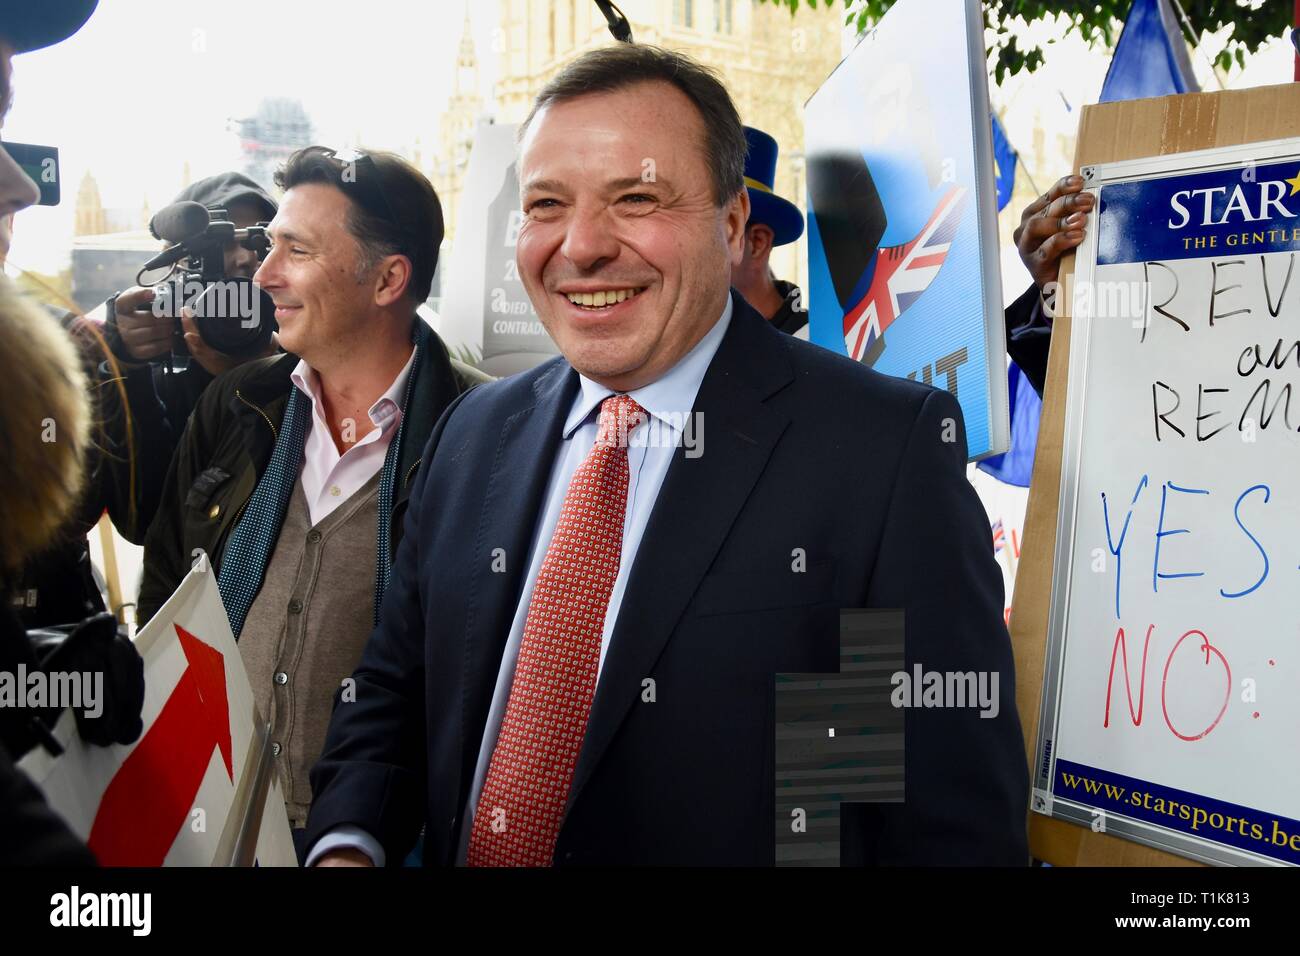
307;296;733;866
289;345;415;525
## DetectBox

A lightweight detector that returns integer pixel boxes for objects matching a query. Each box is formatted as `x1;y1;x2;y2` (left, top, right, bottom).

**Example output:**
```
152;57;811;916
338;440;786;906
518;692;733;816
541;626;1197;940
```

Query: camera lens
189;278;277;355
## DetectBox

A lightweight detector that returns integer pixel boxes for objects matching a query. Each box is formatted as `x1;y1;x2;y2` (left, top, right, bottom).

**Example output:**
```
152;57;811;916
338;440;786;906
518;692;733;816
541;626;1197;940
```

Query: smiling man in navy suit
305;44;1029;867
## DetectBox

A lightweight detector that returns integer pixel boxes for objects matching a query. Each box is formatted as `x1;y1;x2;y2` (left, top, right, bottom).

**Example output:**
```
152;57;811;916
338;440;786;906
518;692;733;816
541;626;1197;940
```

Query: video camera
136;200;276;357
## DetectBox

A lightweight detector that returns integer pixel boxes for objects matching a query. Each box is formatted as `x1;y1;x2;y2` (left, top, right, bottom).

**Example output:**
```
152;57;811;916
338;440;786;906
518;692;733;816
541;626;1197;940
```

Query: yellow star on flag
1285;169;1300;196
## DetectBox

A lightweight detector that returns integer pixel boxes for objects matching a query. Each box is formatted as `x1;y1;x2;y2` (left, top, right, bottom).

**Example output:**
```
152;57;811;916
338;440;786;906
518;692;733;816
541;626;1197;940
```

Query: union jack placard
842;186;968;364
804;0;1009;459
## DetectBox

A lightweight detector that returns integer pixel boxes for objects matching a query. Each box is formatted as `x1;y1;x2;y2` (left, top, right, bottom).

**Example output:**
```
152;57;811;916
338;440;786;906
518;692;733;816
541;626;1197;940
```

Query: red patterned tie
466;393;646;866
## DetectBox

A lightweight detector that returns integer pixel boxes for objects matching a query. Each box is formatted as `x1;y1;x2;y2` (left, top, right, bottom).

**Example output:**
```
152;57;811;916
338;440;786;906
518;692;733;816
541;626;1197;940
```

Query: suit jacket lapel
456;359;579;803
564;292;795;816
396;321;461;506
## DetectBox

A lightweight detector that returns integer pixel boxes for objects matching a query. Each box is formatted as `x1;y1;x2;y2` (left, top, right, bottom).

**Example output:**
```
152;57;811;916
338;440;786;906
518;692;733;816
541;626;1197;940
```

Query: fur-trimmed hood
0;276;89;577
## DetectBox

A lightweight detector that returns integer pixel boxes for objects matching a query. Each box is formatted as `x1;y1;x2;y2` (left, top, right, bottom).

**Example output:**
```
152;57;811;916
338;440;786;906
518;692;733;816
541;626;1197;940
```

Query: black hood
173;172;277;222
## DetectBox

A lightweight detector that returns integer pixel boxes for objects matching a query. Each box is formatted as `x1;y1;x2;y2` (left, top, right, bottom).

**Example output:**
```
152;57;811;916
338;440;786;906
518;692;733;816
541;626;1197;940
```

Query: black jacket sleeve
84;361;166;544
136;378;218;626
1004;283;1052;398
0;609;99;866
87;358;213;545
851;387;1030;864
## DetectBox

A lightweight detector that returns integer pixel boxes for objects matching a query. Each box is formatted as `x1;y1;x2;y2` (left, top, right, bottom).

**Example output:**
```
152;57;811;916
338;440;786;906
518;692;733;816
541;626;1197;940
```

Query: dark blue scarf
217;327;425;638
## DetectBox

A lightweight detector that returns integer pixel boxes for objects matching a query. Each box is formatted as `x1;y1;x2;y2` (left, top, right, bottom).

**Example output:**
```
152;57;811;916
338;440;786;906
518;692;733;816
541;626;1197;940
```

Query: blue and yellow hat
743;126;804;247
1;0;98;53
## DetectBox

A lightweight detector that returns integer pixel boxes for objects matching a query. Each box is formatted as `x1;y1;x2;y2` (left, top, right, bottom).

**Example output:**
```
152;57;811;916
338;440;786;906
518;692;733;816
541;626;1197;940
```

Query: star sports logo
1167;168;1300;229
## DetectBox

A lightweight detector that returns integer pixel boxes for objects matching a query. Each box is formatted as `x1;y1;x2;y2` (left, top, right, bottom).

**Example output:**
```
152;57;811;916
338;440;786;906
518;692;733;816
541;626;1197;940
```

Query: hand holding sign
1014;174;1095;297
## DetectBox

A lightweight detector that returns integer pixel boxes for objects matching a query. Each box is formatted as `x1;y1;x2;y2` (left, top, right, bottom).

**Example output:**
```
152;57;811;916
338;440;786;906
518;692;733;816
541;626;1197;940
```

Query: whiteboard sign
1035;140;1300;866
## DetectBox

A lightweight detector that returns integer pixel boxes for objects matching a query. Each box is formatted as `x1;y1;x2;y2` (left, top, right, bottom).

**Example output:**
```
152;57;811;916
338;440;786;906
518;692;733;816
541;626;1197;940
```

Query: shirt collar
564;293;733;440
290;343;417;431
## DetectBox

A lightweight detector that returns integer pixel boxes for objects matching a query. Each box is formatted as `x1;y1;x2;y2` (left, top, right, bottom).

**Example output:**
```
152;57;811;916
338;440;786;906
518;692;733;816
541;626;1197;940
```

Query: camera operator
8;175;278;632
96;172;280;536
106;171;279;379
2;0;145;867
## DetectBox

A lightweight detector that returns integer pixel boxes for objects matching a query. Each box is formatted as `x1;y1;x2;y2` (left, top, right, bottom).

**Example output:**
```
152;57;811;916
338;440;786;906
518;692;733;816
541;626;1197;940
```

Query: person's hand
1013;174;1096;296
314;848;375;867
113;286;172;362
37;612;144;748
180;308;277;377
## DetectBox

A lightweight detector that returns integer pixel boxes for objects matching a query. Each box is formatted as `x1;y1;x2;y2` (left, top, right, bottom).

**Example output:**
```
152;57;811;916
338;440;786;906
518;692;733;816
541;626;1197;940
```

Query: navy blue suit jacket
307;291;1029;865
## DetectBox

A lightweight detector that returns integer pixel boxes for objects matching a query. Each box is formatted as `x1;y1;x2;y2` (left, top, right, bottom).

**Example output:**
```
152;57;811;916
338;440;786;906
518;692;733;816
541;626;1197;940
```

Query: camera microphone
149;200;210;244
140;201;212;272
132;201;277;359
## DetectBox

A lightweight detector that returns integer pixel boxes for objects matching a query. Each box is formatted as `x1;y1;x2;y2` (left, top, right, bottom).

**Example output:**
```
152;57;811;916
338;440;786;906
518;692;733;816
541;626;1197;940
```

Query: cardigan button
307;529;322;544
288;599;303;614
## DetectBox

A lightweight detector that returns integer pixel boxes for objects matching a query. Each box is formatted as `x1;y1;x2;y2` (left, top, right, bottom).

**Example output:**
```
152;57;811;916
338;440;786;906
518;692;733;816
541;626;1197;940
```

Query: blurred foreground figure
1;0;146;868
0;272;100;865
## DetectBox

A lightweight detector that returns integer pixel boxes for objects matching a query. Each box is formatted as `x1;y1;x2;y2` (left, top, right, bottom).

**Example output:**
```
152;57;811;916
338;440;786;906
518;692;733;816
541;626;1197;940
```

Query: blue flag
991;113;1016;211
1099;0;1199;103
977;360;1038;487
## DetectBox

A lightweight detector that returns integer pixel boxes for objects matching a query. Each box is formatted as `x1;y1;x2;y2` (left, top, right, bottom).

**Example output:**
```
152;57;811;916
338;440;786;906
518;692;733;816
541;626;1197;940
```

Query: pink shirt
289;346;416;526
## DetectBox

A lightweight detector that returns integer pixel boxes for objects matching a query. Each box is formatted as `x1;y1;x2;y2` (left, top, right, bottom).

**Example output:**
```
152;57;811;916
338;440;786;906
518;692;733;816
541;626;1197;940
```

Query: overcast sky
5;0;500;274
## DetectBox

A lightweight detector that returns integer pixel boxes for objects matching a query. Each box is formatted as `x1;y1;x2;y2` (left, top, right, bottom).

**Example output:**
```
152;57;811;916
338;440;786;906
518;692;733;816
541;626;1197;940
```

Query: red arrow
88;623;232;866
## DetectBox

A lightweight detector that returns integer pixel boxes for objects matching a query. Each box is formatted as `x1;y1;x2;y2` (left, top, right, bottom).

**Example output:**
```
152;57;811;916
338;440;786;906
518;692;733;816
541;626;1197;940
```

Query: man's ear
372;253;413;308
725;189;750;266
747;223;775;260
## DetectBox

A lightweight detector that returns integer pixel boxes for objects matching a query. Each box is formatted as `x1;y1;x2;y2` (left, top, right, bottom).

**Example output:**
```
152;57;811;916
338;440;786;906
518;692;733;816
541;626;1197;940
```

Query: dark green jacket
137;326;488;624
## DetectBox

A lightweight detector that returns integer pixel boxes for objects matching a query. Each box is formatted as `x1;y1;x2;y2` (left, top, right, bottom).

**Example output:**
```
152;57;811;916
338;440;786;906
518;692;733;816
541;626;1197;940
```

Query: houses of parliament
426;0;844;292
71;2;844;306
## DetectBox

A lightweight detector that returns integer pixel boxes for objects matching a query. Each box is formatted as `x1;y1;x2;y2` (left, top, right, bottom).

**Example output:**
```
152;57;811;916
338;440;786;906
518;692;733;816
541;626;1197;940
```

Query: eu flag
991;113;1016;212
977;360;1039;487
1099;0;1199;103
